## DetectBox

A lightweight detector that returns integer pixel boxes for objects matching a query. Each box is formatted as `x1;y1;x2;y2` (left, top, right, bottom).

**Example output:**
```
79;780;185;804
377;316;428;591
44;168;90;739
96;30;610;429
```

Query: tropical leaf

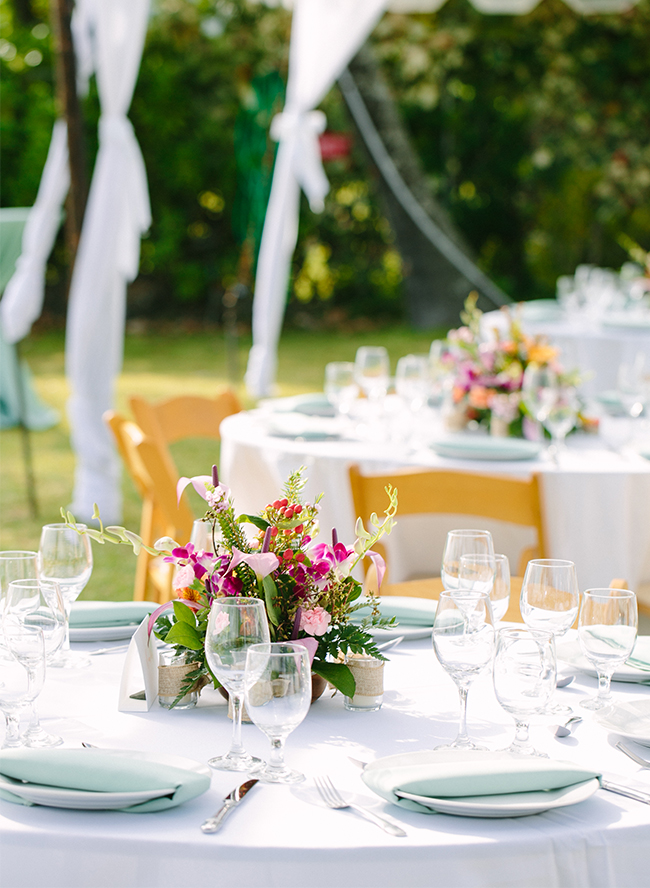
312;661;355;697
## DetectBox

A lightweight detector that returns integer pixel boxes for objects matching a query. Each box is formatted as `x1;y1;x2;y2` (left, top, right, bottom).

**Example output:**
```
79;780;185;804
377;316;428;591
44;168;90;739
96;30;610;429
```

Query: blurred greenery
1;0;648;329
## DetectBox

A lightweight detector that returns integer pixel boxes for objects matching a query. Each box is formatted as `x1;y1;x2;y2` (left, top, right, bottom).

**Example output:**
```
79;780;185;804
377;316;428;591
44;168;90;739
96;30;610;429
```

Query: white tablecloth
2;636;650;888
219;411;650;594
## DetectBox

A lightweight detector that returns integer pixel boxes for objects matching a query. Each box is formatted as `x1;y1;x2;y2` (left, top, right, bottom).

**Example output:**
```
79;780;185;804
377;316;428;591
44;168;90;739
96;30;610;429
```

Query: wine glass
354;347;390;401
522;364;558;426
38;523;93;668
244;642;311;784
459;553;510;622
432;591;495;750
0;551;38;651
441;529;494;591
493;627;556;756
324;362;359;418
578;587;637;711
395;354;430;412
522;365;577;456
1;626;45;749
204;597;270;771
520;558;579;714
543;385;579;454
4;579;66;747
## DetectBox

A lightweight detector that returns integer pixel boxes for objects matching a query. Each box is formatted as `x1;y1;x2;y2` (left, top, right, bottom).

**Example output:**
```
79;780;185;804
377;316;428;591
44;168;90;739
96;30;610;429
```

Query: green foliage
312;661;355;697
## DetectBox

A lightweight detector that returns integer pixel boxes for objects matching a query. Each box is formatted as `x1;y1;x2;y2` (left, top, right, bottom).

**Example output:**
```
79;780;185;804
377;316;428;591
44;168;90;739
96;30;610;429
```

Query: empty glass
38;524;93;668
354;347;390;401
395;354;430;412
578;587;637;711
324;362;359;417
522;365;577;456
432;591;495;749
1;626;45;749
493;627;556;755
4;579;66;747
204;597;270;771
441;529;494;591
459;553;511;622
245;642;311;784
0;551;38;651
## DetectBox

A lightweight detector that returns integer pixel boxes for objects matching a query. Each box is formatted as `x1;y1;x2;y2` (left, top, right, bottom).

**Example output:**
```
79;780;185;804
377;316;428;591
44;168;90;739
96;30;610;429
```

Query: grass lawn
0;325;440;602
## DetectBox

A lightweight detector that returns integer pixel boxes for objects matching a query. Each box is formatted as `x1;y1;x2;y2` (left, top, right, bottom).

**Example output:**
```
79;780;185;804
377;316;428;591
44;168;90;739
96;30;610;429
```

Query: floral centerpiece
63;467;398;705
443;293;583;437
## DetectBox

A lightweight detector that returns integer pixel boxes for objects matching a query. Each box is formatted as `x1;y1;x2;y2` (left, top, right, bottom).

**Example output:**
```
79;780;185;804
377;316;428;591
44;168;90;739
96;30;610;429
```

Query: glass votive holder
158;649;198;710
344;655;384;711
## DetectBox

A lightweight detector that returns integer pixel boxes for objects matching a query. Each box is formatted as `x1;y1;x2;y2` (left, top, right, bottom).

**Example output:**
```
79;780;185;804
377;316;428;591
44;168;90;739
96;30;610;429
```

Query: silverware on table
201;779;258;833
314;775;406;837
90;644;131;656
616;741;650;769
555;675;575;689
553;716;582;738
375;636;405;652
600;778;650;805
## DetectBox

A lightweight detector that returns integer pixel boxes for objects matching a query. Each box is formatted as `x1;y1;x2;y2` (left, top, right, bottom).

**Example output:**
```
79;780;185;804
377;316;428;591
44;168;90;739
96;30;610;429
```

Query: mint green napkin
70;601;156;629
627;637;650;672
362;750;599;814
352;597;437;627
0;749;210;812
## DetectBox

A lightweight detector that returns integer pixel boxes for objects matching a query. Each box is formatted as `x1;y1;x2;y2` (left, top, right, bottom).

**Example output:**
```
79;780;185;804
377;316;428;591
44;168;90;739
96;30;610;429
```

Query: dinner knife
600;779;650;805
201;779;258;833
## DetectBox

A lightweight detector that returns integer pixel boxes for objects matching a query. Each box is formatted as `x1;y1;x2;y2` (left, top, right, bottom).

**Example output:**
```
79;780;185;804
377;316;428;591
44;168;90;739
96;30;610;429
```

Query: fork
314;775;406;837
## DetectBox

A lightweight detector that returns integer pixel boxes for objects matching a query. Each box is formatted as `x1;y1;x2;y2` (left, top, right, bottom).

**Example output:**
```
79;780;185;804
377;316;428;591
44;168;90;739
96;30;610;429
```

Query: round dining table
1;633;650;888
219;407;650;597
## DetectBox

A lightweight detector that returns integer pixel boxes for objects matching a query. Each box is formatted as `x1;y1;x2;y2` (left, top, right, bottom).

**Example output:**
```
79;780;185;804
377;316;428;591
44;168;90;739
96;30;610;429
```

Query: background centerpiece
64;467;398;705
442;294;582;438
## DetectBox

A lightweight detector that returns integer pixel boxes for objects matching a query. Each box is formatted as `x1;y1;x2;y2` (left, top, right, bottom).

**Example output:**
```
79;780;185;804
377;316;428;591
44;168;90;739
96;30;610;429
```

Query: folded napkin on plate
362;750;599;814
262;392;335;417
69;601;156;629
351;597;437;627
627;637;650;671
0;749;210;812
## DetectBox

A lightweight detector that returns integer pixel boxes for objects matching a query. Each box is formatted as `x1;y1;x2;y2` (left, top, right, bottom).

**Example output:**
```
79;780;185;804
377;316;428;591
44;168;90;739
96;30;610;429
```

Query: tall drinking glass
245;642;311;784
441;529;494;591
38;524;93;668
432;591;495;749
1;626;45;749
204;597;270;771
520;558;579;714
324;362;359;418
493;627;556;755
578;588;637;711
0;551;38;650
5;579;66;746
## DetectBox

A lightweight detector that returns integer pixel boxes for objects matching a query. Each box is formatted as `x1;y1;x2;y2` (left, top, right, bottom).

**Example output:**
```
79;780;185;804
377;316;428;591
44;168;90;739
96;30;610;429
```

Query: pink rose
173;563;195;591
299;606;331;637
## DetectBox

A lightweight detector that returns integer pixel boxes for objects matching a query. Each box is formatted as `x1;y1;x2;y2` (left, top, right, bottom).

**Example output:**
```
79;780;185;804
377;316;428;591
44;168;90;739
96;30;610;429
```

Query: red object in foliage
319;132;352;161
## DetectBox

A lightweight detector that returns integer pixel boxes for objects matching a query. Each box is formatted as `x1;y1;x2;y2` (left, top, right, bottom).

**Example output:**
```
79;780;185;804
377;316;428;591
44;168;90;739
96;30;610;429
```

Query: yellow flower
527;343;558;365
179;587;202;603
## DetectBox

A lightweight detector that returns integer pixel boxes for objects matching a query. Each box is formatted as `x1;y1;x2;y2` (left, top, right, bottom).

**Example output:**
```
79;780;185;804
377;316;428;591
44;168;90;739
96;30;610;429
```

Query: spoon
553;716;582;738
556;674;575;689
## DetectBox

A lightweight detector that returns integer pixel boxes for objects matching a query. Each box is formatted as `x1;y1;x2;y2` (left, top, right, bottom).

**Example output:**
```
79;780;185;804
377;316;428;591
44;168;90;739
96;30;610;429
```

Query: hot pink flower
299;606;332;637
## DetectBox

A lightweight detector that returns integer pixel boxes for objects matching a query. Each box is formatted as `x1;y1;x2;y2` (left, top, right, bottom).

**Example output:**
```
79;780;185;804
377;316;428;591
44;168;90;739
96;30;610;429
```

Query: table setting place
2;479;650;888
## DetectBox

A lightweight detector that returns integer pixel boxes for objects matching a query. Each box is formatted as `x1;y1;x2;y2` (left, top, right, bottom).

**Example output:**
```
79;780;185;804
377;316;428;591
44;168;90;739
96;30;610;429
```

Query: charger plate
430;435;542;462
596;700;650;748
395;778;599;818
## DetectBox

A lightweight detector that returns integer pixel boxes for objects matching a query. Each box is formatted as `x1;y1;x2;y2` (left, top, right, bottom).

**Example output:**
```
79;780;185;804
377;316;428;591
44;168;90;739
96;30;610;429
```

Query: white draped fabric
0;120;69;345
66;0;151;524
244;0;388;399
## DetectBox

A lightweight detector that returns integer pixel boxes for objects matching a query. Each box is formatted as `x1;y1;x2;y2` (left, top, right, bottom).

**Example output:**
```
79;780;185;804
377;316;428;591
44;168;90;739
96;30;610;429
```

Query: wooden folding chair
104;411;195;604
349;465;548;622
129;389;242;477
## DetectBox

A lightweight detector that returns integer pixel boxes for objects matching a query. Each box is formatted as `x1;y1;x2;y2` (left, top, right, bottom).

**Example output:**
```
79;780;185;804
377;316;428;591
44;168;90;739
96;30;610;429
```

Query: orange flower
468;385;491;409
501;340;518;356
452;385;466;404
527;344;558;364
179;587;202;603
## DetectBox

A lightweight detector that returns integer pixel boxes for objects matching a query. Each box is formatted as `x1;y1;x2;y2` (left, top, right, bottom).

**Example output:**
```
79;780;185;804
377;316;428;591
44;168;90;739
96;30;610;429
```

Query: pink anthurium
367;550;387;590
176;475;212;504
147;599;201;638
229;548;279;578
292;637;318;664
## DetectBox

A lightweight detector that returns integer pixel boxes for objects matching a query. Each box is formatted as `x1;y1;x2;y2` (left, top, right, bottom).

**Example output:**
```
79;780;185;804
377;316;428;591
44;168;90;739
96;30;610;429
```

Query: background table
2;635;650;888
219;411;650;596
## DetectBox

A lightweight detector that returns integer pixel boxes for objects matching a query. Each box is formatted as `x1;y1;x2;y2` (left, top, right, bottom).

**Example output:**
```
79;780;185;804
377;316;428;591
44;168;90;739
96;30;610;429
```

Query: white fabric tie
270;110;328;213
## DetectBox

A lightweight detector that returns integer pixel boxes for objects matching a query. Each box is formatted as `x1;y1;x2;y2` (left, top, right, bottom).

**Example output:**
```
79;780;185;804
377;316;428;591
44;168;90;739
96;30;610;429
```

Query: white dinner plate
395;778;599;818
430;435;543;462
0;752;211;810
70;624;141;643
596;700;650;748
351;596;436;642
601;312;650;330
368;624;433;642
556;638;650;684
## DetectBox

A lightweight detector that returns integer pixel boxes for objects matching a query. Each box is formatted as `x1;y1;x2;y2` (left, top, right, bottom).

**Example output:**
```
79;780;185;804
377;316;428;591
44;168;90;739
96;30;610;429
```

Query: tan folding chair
349;465;548;622
105;411;195;604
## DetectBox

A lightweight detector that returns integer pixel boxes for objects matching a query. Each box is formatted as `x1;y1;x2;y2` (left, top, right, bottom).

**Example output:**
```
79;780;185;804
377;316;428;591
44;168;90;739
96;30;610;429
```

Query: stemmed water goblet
432;590;495;750
493;627;556;756
441;529;494;592
204;597;270;771
354;347;390;402
578;587;637;712
38;523;93;668
0;626;46;749
324;362;359;420
522;365;577;457
520;558;579;715
4;579;66;746
0;551;38;651
459;553;510;622
244;642;311;784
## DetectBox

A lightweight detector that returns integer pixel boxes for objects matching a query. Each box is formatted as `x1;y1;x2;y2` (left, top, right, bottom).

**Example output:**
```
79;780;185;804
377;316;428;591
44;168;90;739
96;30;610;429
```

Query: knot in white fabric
98;114;137;145
269;109;328;213
270;109;326;142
